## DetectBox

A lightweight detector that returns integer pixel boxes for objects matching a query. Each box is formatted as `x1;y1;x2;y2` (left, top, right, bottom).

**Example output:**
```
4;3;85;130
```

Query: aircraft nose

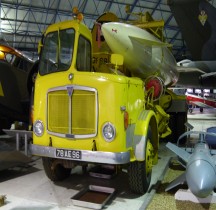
186;160;216;198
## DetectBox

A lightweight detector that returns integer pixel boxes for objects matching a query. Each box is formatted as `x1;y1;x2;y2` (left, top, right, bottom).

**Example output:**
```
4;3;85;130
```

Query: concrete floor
0;107;215;210
187;108;216;130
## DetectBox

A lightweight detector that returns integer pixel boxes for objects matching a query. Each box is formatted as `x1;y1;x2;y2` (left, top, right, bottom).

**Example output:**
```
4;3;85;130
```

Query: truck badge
67;86;74;97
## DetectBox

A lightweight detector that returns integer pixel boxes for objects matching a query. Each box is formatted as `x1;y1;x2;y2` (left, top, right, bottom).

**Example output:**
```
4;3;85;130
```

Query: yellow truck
7;12;186;195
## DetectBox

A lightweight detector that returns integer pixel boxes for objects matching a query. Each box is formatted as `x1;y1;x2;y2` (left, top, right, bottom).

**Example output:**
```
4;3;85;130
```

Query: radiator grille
47;87;96;137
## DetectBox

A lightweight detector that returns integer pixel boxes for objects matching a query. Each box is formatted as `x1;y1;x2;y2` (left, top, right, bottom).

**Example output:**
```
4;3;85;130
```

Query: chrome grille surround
46;85;98;139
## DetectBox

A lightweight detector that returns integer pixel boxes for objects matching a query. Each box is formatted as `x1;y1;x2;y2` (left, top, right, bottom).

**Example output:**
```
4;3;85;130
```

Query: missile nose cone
101;23;116;38
101;23;109;35
186;160;216;198
101;23;123;54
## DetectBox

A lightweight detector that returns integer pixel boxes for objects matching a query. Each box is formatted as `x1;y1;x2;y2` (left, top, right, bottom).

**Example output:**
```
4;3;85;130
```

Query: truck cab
31;17;159;194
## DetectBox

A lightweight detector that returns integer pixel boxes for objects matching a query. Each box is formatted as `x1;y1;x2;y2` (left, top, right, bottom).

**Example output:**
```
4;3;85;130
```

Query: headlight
33;120;44;136
102;122;116;142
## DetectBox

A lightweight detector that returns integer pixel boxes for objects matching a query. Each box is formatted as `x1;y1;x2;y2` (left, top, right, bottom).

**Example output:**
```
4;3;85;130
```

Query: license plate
56;149;81;160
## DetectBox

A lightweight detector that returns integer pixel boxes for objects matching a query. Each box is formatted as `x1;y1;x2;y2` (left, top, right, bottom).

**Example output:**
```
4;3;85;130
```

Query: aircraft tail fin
168;0;216;60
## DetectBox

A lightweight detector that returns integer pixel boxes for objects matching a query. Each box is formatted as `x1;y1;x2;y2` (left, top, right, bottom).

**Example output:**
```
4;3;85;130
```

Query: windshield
39;28;75;75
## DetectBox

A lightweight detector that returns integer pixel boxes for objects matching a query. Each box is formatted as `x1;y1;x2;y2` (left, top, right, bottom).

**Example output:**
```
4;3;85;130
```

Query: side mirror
111;54;124;66
111;54;124;74
38;40;43;54
38;34;45;54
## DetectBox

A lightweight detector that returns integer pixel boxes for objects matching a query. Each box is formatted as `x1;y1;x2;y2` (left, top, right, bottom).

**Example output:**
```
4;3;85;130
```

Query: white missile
101;22;179;86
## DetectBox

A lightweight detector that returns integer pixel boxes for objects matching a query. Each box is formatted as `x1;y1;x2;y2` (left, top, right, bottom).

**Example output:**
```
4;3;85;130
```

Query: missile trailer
6;13;187;195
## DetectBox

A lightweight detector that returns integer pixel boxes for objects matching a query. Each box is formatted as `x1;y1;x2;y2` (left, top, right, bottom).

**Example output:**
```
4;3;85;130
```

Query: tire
128;128;153;194
128;160;151;194
42;157;71;181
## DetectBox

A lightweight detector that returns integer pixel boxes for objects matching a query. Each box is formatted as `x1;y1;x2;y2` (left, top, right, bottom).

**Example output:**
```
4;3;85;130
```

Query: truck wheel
128;130;153;194
128;160;151;194
42;157;71;181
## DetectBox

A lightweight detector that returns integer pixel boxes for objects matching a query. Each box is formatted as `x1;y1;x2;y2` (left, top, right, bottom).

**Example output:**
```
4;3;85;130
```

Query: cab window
76;35;91;71
39;28;75;75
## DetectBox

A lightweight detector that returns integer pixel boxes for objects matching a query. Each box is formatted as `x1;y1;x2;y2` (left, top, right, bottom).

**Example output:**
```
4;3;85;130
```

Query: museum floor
0;108;216;210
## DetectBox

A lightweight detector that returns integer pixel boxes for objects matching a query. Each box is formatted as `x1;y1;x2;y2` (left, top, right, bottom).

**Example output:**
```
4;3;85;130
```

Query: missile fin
166;142;190;163
165;172;186;192
129;36;171;47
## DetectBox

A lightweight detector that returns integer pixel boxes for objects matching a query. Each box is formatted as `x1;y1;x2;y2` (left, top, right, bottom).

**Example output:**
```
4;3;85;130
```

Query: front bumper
30;144;130;164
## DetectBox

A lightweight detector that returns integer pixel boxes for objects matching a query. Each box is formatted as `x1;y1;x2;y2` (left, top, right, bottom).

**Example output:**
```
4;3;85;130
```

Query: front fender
133;110;158;162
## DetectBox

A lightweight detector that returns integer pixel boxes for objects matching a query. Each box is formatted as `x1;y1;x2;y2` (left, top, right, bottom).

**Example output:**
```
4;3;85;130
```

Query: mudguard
133;110;158;162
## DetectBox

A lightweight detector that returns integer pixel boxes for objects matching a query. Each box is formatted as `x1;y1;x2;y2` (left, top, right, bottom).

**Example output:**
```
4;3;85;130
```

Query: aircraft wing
166;142;190;163
176;66;205;74
176;64;216;89
200;72;216;79
189;101;213;108
176;67;204;88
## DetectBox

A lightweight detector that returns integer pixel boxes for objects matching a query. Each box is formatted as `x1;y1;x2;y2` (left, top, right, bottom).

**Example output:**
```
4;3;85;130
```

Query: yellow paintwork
42;19;92;69
33;17;162;165
0;45;23;58
154;105;171;138
34;69;145;153
146;139;154;174
133;110;158;163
